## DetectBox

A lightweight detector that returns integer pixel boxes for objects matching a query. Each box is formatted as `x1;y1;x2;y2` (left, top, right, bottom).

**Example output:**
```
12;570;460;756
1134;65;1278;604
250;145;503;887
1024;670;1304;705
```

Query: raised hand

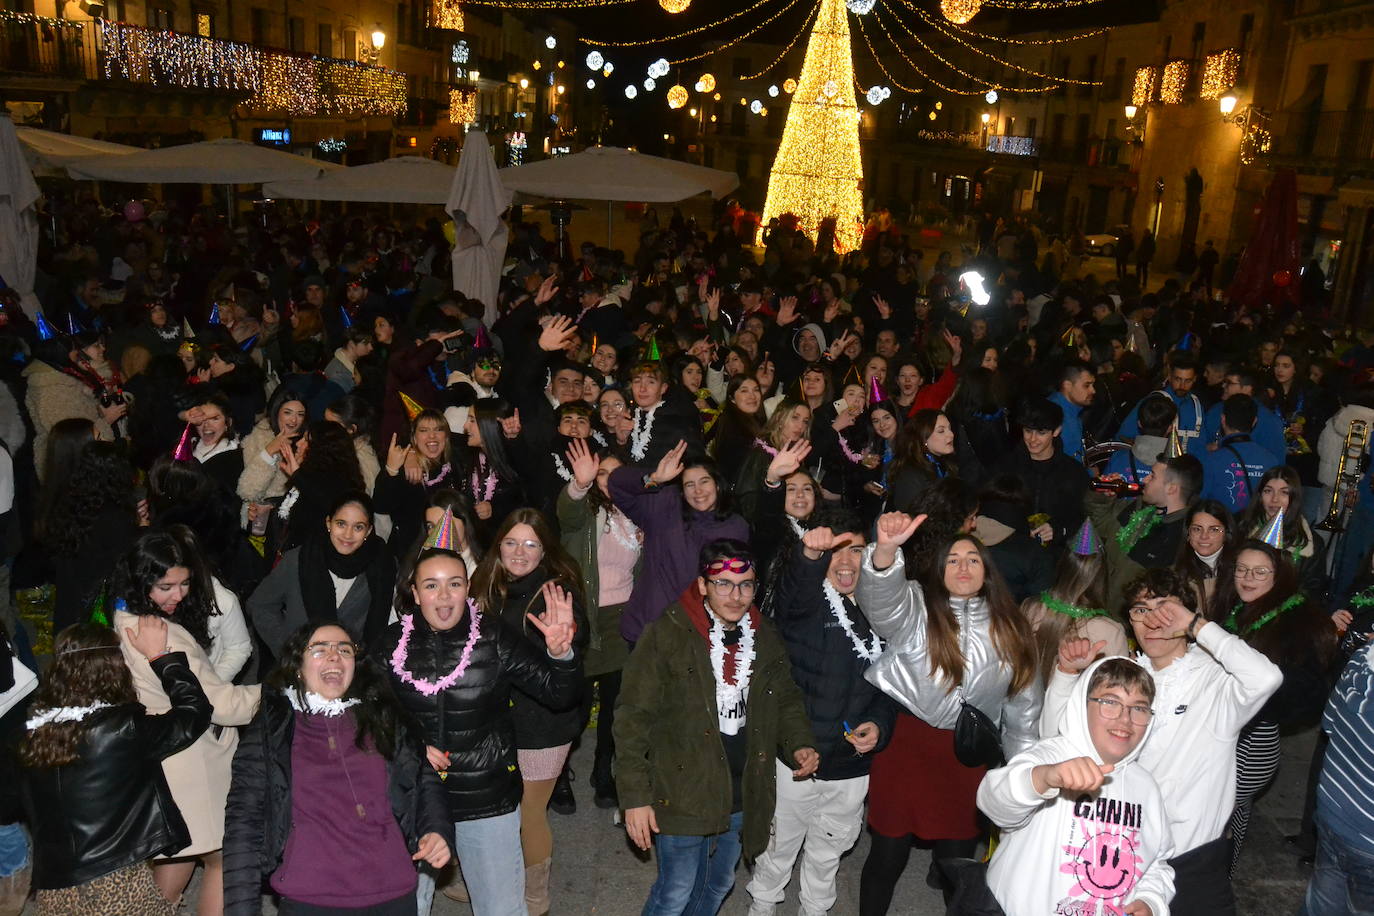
876;512;924;548
792;747;820;779
529;581;576;658
766;439;812;484
828;330;855;359
566;437;599;490
534;274;560;306
279;437;306;476
706;287;721;321
942;326;963;365
802;526;853;559
823;299;841;323
1036;757;1115;794
538;315;577;352
501;408;522;439
650;440;688;487
1056;637;1109;675
385;433;409;476
776;296;799;327
873;294;892;320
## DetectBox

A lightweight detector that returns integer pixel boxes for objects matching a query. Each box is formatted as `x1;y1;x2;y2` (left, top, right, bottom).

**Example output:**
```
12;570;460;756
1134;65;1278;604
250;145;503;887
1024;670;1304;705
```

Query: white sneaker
747;900;777;916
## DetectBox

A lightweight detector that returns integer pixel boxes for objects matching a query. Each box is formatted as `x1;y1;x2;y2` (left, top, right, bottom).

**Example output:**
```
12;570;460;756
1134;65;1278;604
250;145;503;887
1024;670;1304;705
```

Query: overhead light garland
762;0;864;253
665;0;806;64
432;0;465;29
857;14;958;94
907;2;1101;85
450;88;477;123
462;0;632;6
582;0;784;47
1159;59;1188;104
0;10;84;29
941;18;1107;45
1200;49;1240;100
1131;66;1157;107
740;0;821;81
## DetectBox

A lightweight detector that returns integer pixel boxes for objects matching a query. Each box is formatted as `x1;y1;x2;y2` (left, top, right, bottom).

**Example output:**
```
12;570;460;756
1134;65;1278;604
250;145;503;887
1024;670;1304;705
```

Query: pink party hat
424;506;456;550
869;377;884;405
172;423;195;462
1071;519;1103;557
1259;509;1285;551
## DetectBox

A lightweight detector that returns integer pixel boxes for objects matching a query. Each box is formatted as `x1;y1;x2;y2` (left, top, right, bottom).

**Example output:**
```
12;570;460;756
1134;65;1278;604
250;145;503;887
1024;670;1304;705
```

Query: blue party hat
207;301;221;325
34;312;55;342
64;311;84;337
1071;519;1103;557
239;334;258;352
339;307;353;329
1259;509;1285;551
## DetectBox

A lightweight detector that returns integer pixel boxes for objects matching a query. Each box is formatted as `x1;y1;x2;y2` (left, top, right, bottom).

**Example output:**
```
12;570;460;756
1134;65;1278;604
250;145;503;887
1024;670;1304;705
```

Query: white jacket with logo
1039;621;1281;854
980;656;1175;916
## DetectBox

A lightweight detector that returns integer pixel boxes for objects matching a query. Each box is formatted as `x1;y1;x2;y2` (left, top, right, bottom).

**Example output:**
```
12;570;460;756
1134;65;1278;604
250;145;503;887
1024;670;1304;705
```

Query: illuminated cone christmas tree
761;0;865;254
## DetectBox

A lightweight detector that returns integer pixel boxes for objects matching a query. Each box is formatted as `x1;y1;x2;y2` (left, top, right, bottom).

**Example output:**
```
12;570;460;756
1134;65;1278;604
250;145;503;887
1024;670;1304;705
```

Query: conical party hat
34;312;55;342
206;301;221;325
1071;519;1103;557
647;336;661;361
172;423;195;462
239;334;258;352
1061;326;1076;347
842;363;863;389
339;306;353;329
473;325;491;351
400;391;425;422
1260;508;1285;551
1165;425;1184;459
64;311;84;337
424;506;456;550
182;316;195;339
869;377;884;405
590;333;599;354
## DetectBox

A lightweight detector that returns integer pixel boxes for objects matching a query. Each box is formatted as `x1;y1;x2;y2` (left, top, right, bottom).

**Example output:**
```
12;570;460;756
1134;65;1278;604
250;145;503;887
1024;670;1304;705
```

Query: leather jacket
22;653;211;890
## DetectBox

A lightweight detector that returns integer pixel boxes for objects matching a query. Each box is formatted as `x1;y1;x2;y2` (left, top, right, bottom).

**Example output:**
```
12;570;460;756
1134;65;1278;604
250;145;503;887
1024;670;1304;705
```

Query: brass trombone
1316;418;1369;533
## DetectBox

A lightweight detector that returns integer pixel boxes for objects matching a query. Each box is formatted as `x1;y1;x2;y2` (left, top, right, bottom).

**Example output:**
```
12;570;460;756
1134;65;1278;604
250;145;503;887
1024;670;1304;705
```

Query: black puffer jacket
376;606;582;821
222;690;454;916
492;566;589;750
768;542;897;780
22;653;211;890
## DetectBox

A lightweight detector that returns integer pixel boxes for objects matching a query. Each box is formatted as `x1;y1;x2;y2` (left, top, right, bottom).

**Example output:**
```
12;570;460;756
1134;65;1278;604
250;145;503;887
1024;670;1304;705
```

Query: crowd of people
0;191;1367;916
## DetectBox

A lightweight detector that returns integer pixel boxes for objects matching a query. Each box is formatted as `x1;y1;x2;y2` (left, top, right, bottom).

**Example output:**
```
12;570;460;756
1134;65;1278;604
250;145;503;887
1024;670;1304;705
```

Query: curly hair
43;441;137;556
109;526;220;650
297;420;365;492
267;620;411;760
20;625;137;768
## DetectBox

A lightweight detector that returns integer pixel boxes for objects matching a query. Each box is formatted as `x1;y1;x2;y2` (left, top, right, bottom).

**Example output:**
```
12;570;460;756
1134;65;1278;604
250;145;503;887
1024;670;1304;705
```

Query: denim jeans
642;810;744;916
416;808;527;916
1302;824;1374;916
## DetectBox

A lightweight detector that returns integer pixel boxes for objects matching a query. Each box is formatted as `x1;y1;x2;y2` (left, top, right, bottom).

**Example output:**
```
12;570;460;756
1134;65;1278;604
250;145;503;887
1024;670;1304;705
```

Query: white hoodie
980;656;1175;916
1039;621;1281;855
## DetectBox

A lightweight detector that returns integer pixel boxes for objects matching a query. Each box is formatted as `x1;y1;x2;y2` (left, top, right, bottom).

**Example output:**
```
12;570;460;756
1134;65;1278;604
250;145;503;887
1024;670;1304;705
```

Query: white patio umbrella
498;146;739;202
448;130;513;327
263;156;456;204
15;127;140;178
66;137;333;184
0;115;43;318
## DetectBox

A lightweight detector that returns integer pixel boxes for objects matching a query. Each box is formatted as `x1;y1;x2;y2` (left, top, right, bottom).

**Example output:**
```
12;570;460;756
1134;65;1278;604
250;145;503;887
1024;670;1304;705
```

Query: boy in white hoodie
977;656;1176;916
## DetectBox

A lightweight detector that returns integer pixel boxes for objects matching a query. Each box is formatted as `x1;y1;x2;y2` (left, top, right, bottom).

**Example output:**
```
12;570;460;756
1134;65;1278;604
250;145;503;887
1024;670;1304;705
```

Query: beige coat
116;610;261;856
236;419;288;505
23;361;113;481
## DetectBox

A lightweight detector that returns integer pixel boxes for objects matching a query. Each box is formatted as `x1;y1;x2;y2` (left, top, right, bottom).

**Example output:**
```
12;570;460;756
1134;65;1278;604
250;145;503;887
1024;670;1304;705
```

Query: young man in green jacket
615;538;819;915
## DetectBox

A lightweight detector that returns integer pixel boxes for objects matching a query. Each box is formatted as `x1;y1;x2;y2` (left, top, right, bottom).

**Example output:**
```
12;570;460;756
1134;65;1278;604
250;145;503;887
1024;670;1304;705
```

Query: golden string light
659;0;692;10
875;4;1019;92
666;0;805;64
0;10;83;29
939;0;983;24
858;12;972;94
1159;59;1188;104
941;19;1108;45
462;0;631;6
1131;66;1157;107
762;0;864;254
582;0;782;47
1200;49;1240;100
432;0;466;29
450;88;477;122
983;0;1109;7
907;0;1102;85
741;0;820;80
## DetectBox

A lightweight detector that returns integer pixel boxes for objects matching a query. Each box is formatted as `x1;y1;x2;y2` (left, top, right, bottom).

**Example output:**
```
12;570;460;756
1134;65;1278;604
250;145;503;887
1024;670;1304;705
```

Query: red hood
677;584;761;684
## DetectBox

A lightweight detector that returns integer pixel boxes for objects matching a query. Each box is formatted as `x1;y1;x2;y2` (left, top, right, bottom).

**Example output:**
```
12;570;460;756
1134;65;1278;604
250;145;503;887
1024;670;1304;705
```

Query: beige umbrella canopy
0;115;42;316
14;127;140;178
263;156;457;204
66;137;334;184
448;130;514;327
498;146;739;202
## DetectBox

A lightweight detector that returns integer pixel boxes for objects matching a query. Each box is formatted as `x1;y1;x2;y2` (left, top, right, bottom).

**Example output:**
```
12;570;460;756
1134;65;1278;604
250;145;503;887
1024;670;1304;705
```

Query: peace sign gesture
872;294;892;320
529;581;577;658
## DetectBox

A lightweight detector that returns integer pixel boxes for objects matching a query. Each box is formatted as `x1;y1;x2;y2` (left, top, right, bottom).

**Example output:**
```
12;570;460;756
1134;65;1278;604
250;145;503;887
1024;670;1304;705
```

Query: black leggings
590;670;621;766
859;832;978;916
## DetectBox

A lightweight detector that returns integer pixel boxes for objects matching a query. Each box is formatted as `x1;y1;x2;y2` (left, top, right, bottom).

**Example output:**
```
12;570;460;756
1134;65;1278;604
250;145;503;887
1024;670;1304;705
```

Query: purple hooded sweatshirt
609;465;750;644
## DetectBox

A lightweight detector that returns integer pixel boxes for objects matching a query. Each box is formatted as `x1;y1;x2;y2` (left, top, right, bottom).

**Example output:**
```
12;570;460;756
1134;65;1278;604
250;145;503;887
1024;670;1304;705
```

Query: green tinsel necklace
1040;592;1110;621
1115;506;1161;554
1225;593;1305;635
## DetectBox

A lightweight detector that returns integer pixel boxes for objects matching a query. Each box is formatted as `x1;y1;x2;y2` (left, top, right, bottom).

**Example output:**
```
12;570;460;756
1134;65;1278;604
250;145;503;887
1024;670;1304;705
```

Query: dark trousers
278;891;417;915
1169;836;1237;916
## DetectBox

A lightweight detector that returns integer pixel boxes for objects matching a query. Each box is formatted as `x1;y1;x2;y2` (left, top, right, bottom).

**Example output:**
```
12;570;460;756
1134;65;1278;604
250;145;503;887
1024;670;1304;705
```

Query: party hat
339;306;353;329
1178;332;1194;351
842;363;863;389
869;377;884;405
34;312;55;342
591;333;599;354
400;391;425;422
182;317;195;339
206;301;221;325
64;311;84;337
1071;519;1103;557
647;336;661;361
172;423;195;462
1259;508;1285;550
1061;326;1076;347
473;325;491;350
1164;425;1184;459
239;334;258;352
423;506;456;550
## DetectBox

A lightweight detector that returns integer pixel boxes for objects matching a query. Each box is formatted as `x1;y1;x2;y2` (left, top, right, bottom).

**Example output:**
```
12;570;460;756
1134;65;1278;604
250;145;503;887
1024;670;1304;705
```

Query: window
318;24;333;57
196;12;213;37
287;17;305;52
148;6;173;29
343;29;359;60
1238;14;1254;79
1027;117;1038;138
1003;115;1015;135
251;8;271;46
1191;22;1205;61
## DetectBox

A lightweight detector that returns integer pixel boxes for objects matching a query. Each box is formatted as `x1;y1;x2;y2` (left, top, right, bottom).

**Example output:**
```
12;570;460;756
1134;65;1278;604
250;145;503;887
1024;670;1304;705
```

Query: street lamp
1124;104;1137;120
370;27;386;51
1219;94;1238;117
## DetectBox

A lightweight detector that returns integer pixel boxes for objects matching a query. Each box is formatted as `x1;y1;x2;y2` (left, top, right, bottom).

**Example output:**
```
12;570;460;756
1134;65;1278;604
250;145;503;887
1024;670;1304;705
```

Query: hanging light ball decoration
644;77;657;91
750;99;763;114
602;62;614;77
585;51;604;71
866;85;891;105
822;80;839;99
694;80;705;92
648;58;671;79
544;35;557;49
586;78;596;89
659;0;691;12
625;84;638;99
783;78;797;94
846;0;877;12
985;89;998;104
667;84;689;109
698;73;716;93
939;0;982;24
768;85;780;97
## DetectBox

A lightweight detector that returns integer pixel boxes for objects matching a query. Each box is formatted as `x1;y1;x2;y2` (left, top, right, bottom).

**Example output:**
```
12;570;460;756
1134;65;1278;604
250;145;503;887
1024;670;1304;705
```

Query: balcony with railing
0;10;407;118
1257;108;1374;173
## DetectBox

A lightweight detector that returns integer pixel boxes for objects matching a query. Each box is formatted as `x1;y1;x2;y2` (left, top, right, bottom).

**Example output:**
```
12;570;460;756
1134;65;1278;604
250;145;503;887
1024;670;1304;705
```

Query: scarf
678;584;760;690
297;529;392;646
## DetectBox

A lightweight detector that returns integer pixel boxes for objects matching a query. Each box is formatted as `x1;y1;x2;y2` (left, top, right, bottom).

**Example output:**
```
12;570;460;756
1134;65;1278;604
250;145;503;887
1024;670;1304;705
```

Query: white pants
746;761;868;915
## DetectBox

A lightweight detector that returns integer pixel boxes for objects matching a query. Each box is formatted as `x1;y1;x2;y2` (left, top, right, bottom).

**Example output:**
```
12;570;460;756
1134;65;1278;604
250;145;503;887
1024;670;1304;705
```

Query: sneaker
549;767;576;815
746;900;777;916
593;782;619;809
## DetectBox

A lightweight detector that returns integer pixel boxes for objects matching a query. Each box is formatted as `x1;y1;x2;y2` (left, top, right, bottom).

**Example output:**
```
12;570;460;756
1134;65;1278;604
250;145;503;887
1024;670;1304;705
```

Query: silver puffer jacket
857;546;1042;760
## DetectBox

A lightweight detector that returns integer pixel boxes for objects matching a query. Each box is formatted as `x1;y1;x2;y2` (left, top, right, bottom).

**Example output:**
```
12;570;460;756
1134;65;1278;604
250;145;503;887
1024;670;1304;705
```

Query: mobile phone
833;398;850;414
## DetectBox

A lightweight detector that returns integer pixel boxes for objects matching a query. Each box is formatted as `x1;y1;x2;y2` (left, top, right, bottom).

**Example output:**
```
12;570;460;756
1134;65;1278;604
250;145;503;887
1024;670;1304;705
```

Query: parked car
1085;225;1131;257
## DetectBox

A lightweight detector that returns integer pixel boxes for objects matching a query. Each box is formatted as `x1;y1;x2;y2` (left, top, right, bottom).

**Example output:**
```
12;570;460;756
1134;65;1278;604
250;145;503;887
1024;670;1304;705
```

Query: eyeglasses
600;402;626;414
1234;565;1274;580
707;578;758;597
500;538;543;553
1188;525;1225;537
306;640;358;659
1088;696;1153;725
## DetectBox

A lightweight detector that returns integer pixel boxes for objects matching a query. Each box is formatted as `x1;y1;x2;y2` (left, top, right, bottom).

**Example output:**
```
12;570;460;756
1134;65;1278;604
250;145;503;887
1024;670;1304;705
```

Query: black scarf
297;529;393;646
